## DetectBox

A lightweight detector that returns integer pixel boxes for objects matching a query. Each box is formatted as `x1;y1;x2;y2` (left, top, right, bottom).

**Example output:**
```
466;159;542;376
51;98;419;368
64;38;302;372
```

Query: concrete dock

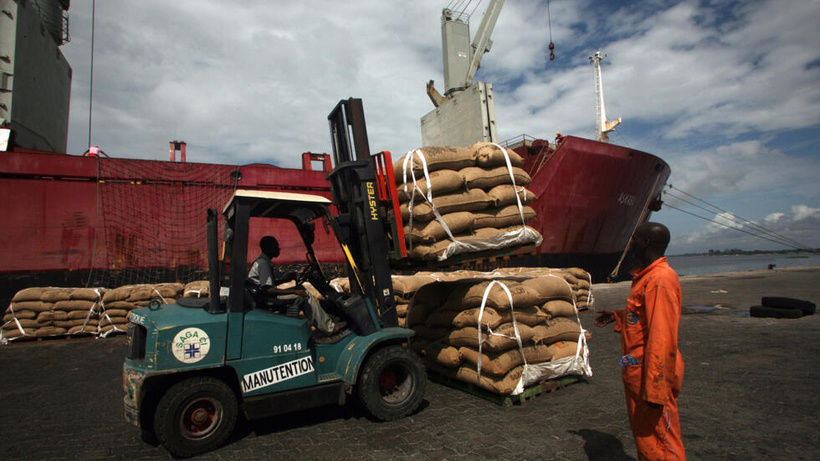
1;267;818;460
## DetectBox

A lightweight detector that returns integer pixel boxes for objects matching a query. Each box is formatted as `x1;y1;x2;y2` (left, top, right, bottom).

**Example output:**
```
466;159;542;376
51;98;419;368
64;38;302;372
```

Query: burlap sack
1;327;35;338
486;184;537;207
183;281;210;298
100;324;126;334
103;301;137;310
405;211;475;244
36;310;68;322
541;299;577;318
397;169;466;203
103;309;129;317
472;142;525;168
68;325;99;335
447;323;535;352
34;326;67;337
391;274;438;297
12;287;48;302
407;227;507;261
11;301;54;313
100;316;128;327
446;305;547;329
472;205;536;229
454;364;524;395
54;300;96;312
547;341;579;361
41;288;72;302
461;166;532;190
395;304;409;317
128;283;183;302
70;288;105;301
422;341;463;368
459;344;553;376
54;319;98;328
3;318;41;329
532;317;582;344
103;285;137;303
444;281;539;311
401;188;493;222
67;310;95;320
394;146;476;178
562;267;591;280
521;276;574;302
3;310;36;321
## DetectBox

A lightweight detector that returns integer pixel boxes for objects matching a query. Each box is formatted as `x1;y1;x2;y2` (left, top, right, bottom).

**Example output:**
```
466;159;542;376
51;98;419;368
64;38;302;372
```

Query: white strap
475;280;527;384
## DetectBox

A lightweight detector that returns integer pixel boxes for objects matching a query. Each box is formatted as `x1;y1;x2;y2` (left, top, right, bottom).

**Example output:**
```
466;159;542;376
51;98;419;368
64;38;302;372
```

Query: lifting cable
547;1;555;61
662;185;815;252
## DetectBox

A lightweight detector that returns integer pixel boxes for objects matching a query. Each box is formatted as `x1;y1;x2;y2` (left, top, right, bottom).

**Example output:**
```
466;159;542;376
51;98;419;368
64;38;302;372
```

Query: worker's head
630;222;670;265
260;236;280;258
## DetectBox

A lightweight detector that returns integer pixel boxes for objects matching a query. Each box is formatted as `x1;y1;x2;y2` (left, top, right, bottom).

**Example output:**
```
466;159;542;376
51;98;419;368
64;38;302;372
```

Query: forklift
123;99;425;457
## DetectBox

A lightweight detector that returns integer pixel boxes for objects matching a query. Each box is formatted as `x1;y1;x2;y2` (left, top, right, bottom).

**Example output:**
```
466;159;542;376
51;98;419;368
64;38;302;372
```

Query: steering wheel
294;264;313;286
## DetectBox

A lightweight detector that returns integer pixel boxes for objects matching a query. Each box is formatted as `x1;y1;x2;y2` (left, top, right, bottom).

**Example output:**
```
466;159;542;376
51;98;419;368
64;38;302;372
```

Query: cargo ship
0;1;667;307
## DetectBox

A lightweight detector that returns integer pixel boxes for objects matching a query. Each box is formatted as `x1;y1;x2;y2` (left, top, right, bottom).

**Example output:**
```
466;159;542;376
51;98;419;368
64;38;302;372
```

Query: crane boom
465;0;505;88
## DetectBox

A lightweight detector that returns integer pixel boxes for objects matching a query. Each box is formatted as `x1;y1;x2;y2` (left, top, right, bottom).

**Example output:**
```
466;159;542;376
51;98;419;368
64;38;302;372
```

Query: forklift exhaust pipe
207;209;221;313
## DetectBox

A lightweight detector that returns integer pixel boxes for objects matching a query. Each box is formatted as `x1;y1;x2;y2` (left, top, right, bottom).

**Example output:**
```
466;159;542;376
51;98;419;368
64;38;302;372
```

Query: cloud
673;203;820;252
55;0;820;254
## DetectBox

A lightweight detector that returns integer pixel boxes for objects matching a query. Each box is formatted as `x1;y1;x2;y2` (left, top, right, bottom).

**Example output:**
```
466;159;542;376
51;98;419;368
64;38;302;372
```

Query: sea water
666;253;820;277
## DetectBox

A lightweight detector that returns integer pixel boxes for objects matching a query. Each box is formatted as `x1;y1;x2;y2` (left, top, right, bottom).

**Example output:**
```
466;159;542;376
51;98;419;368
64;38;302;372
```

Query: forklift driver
248;236;342;336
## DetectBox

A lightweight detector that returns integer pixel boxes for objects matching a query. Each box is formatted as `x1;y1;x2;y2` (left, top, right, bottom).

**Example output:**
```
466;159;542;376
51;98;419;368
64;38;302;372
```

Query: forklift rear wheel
358;345;427;421
154;377;238;457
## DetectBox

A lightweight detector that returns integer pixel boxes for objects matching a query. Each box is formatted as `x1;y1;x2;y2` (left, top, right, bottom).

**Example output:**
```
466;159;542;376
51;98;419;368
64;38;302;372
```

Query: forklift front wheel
153;377;238;457
357;345;427;421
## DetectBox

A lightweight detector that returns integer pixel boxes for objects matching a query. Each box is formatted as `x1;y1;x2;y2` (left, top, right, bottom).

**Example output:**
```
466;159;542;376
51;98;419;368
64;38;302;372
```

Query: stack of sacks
329;266;594;330
101;283;183;334
394;143;542;261
406;275;592;395
1;287;106;341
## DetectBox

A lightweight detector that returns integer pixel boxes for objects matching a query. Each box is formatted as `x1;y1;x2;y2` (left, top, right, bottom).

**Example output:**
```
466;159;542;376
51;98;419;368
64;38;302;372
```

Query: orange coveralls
614;257;686;460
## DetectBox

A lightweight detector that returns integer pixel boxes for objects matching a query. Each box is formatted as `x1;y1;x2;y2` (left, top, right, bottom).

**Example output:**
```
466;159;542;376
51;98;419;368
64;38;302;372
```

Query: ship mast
589;50;621;143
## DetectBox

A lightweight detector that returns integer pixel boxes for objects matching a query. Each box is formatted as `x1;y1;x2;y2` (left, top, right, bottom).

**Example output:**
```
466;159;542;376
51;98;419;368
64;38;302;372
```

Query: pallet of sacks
394;143;542;261
1;287;107;341
406;273;592;396
1;282;204;343
331;267;593;331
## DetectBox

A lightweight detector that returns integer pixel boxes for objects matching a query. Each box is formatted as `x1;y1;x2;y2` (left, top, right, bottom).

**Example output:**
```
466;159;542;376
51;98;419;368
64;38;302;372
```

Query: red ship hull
0;136;668;305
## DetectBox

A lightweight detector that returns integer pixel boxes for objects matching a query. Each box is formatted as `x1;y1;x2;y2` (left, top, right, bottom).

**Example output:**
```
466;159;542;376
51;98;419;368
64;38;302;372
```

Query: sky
59;0;820;255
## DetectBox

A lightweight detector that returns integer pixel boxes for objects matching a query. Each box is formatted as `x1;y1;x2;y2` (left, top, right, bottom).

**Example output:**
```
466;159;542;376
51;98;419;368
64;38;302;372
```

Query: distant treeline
678;248;819;257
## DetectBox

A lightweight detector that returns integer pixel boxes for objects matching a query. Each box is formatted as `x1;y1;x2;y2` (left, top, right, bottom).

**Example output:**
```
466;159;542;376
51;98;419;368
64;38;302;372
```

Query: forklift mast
326;98;405;328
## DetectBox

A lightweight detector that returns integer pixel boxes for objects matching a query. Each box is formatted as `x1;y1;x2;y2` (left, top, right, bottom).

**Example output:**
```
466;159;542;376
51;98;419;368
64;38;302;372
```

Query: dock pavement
0;267;818;460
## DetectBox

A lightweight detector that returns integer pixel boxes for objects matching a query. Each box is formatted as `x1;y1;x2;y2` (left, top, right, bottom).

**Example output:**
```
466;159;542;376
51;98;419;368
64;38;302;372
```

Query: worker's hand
594;309;616;327
292;288;307;297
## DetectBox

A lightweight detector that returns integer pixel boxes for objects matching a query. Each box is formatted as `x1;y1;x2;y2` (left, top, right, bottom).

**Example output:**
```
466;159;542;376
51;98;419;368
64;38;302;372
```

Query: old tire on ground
750;305;804;319
761;297;816;315
357;345;427;421
154;377;238;457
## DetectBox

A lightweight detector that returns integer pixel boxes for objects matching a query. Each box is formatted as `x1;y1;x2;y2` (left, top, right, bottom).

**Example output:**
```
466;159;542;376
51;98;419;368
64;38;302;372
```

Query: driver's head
260;236;280;258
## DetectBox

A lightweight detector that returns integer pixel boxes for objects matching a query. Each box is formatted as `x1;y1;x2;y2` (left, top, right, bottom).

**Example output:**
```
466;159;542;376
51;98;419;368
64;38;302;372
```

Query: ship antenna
87;0;96;149
547;1;555;61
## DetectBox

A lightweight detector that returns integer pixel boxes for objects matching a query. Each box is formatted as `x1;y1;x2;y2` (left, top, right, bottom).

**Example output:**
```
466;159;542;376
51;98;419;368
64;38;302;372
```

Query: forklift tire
357;345;427;421
153;377;238;457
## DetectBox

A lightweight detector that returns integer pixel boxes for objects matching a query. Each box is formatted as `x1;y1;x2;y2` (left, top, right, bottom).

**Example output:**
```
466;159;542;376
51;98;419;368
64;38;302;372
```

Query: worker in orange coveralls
595;222;686;460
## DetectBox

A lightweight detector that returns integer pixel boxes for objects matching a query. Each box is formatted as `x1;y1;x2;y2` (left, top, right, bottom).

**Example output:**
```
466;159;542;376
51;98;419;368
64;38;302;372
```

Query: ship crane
423;0;504;147
590;50;621;143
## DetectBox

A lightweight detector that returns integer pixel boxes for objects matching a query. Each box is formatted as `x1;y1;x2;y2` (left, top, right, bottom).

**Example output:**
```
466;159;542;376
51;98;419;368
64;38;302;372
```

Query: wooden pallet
429;372;584;407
